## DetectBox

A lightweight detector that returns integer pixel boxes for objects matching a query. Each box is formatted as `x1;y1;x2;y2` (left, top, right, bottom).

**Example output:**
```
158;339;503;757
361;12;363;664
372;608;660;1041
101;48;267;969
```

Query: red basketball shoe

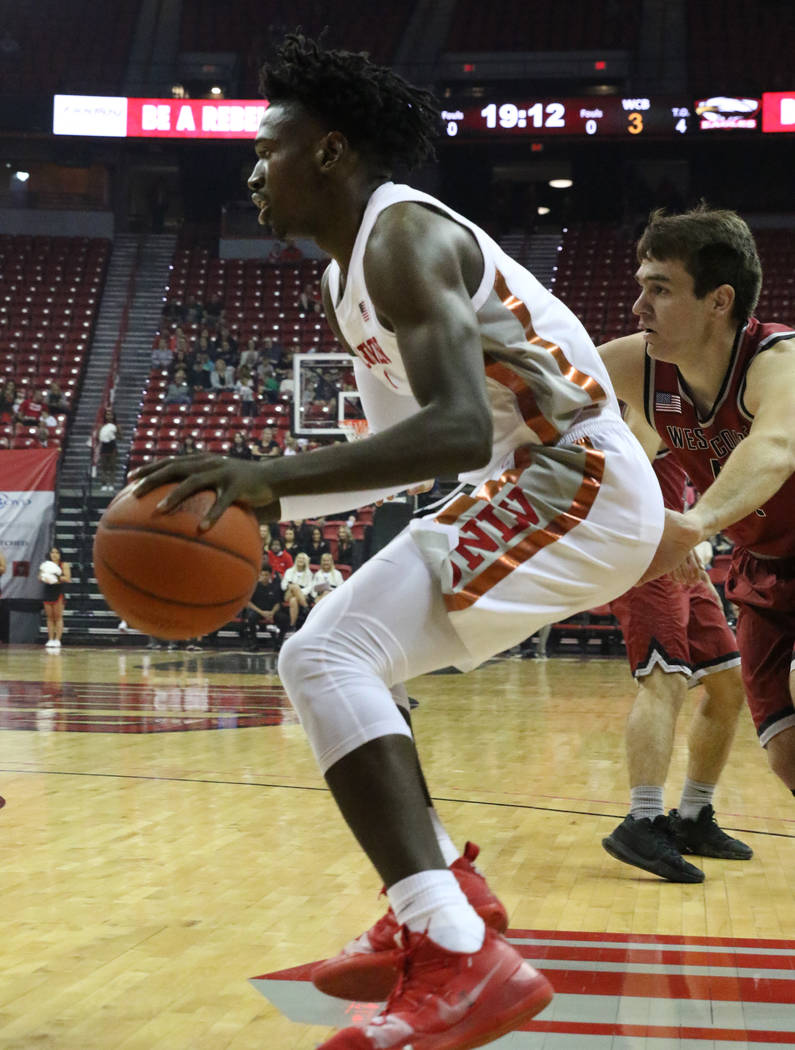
312;842;509;1002
316;925;554;1050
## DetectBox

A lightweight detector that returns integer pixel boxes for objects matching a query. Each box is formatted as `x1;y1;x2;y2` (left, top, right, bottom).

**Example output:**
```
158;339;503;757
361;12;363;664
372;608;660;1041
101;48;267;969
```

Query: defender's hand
129;454;278;530
638;509;703;585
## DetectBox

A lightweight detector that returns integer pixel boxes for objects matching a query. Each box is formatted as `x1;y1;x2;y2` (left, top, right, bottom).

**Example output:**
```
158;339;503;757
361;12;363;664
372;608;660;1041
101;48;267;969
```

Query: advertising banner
0;449;59;600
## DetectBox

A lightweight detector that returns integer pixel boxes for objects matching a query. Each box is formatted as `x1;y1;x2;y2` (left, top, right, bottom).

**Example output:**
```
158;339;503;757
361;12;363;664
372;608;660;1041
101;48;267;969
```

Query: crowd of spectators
154;295;318;417
236;518;362;651
0;377;69;450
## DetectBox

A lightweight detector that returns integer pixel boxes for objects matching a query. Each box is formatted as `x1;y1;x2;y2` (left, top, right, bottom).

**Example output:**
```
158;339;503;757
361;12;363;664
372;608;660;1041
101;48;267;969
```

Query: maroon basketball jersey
652;448;688;512
644;317;795;557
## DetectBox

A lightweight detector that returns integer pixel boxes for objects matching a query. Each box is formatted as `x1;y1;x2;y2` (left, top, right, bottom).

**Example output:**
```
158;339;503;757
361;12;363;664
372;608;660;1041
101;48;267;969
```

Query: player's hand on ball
129;454;278;530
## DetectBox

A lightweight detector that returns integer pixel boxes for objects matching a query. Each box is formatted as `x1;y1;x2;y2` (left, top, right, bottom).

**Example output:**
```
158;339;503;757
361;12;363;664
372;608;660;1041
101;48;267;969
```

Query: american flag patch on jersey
358;300;371;322
655;392;682;413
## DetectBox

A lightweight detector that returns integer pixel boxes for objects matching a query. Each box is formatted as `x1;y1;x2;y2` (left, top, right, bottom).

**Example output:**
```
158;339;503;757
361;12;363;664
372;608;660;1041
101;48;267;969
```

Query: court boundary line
1;767;793;840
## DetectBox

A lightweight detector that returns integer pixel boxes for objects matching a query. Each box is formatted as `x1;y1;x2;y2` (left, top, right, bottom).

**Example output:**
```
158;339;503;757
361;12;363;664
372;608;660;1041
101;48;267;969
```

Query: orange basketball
93;482;262;640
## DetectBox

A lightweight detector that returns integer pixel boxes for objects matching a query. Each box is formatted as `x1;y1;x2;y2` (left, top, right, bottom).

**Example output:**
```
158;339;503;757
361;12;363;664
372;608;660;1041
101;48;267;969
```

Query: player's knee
277;631;317;699
766;728;795;790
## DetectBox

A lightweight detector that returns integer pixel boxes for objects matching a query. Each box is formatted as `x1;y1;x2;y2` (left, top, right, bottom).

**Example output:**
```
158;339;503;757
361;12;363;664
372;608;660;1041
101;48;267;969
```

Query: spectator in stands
277;371;295;399
0;380;18;423
281;551;314;630
307;525;330;562
251;425;282;459
32;422;54;448
262;335;285;368
259;521;273;554
235;364;257;416
290;519;314;552
239;338;261;371
168;346;193;380
166;368;192;405
258;362;281;403
210;358;234;389
204;297;223;320
152;335;171;368
17;388;46;426
240;565;285;650
45;381;67;416
228;432;253;460
178;434;201;455
217;333;238;366
281;524;300;559
298;281;322;314
97;407;119;491
193;331;212;357
184;295;204;324
190;350;213;390
282;434;299;455
169;325;188;353
267;536;293;578
335;523;357;568
286;340;302;367
312;552;344;600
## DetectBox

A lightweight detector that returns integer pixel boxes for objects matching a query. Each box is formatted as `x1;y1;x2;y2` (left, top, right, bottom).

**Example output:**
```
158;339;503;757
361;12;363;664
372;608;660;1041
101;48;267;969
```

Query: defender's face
248;103;326;240
632;257;712;362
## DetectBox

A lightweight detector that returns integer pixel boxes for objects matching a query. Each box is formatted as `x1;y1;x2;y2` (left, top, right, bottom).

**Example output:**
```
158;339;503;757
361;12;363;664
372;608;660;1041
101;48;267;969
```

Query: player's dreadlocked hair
259;33;441;172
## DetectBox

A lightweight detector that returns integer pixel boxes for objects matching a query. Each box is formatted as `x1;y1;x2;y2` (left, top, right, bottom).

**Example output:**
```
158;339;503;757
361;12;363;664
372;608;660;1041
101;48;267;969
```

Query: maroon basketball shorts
726;549;795;745
610;574;739;684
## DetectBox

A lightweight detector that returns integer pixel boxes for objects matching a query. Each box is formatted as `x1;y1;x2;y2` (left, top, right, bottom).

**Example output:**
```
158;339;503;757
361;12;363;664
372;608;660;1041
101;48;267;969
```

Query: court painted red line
512;959;795;1003
524;944;794;970
520;1020;795;1043
259;959;795;1006
510;929;795;950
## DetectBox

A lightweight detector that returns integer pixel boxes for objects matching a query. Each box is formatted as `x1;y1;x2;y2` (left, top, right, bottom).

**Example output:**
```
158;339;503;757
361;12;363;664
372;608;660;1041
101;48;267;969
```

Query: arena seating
0;234;109;448
550;224;794;347
687;0;795;96
179;1;416;95
445;0;639;52
0;0;139;95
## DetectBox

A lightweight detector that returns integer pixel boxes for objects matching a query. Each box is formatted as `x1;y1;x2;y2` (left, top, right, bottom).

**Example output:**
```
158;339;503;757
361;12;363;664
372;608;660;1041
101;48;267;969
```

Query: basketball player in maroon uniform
600;205;795;801
603;434;751;883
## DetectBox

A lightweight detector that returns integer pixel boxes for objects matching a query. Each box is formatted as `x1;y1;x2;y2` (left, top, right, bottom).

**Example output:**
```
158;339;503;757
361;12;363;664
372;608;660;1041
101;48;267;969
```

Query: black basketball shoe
602;814;705;883
668;806;753;860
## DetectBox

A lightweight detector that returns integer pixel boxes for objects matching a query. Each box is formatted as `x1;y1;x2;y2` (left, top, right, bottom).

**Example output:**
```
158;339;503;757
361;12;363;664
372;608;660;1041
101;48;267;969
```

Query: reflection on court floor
253;928;795;1048
0;672;298;732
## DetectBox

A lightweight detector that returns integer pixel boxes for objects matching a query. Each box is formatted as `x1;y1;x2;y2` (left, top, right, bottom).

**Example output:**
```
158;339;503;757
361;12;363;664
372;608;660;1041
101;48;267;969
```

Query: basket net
339;419;369;442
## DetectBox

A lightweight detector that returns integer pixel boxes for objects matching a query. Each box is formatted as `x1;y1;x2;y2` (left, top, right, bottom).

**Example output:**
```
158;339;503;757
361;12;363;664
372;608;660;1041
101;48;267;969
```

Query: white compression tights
277;531;471;775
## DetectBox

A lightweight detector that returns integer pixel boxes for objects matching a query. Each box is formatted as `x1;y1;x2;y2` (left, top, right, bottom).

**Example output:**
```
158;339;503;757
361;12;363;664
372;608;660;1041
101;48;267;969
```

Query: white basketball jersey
326;181;621;484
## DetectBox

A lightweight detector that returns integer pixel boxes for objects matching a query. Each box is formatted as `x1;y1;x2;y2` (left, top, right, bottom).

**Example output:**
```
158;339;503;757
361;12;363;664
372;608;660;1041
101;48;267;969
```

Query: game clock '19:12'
440;95;771;139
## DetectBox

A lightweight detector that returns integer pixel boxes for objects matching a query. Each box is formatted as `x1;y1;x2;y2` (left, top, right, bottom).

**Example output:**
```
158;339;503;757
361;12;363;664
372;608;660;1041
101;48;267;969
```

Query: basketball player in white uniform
132;34;664;1050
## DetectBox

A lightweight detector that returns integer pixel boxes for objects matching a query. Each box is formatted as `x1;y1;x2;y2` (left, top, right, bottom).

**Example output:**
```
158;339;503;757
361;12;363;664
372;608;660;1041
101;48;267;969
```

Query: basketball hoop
340;419;369;441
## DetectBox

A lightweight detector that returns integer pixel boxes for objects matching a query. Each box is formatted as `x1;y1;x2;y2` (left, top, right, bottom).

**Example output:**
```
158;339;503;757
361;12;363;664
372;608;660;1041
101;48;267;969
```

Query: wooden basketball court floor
1;642;793;1050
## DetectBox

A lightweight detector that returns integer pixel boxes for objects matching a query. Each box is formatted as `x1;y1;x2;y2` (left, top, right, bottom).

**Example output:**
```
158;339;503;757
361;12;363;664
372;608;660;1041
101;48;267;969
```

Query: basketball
93;482;262;640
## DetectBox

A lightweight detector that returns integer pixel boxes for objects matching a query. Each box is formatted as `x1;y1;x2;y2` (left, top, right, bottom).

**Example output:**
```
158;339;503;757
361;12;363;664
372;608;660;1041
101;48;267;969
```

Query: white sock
678;778;715;821
630;785;664;821
387;869;485;953
429;808;459;866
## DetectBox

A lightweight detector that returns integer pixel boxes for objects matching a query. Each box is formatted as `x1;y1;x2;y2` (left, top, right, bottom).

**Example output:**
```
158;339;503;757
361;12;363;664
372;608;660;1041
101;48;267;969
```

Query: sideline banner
0;449;59;599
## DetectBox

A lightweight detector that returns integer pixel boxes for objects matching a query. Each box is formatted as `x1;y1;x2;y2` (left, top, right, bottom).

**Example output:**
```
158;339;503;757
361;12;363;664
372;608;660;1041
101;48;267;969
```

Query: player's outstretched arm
684;338;795;541
639;339;795;583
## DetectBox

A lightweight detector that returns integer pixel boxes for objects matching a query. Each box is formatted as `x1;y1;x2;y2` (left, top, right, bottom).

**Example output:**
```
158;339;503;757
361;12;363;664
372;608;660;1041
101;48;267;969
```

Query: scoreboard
441;93;794;140
52;92;794;141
